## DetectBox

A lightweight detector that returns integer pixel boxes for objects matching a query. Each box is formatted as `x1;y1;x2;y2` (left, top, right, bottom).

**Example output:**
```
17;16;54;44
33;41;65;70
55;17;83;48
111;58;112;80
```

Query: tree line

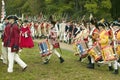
0;0;120;21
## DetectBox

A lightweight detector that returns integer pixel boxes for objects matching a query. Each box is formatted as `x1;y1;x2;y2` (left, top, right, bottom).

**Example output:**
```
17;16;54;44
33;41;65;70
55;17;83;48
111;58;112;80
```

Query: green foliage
3;0;118;20
111;0;120;19
84;0;112;20
101;0;111;9
84;3;98;13
5;0;26;15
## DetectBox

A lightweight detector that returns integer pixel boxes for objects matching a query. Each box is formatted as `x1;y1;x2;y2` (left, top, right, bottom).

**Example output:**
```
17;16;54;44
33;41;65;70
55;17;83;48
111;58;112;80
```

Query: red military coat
92;28;99;42
3;23;20;52
49;27;59;48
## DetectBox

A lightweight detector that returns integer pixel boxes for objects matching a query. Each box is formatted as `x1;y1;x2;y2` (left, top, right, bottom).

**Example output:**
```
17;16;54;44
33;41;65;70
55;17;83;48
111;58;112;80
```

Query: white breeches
60;32;67;41
1;42;8;64
7;47;27;72
47;48;61;60
108;60;118;69
113;60;118;70
53;49;61;57
91;57;95;63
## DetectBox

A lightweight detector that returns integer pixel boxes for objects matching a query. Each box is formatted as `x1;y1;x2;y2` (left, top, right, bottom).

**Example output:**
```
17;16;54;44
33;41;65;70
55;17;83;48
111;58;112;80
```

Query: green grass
0;42;120;80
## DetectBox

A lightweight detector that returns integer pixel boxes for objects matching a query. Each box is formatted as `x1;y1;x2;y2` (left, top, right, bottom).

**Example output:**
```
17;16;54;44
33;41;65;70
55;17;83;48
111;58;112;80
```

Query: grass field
0;42;120;80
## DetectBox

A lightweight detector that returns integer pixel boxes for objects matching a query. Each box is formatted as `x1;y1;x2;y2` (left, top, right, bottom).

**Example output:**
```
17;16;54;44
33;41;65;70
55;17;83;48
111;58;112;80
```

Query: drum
102;46;117;61
88;42;102;62
77;40;88;58
38;40;52;57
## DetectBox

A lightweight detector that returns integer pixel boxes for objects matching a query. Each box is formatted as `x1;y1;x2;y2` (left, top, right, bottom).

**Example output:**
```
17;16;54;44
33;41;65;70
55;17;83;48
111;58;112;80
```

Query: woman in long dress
19;20;34;48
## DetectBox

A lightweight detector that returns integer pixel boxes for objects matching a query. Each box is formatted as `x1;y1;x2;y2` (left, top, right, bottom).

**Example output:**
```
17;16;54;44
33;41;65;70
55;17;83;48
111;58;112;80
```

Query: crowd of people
72;18;120;74
0;15;66;73
0;14;120;75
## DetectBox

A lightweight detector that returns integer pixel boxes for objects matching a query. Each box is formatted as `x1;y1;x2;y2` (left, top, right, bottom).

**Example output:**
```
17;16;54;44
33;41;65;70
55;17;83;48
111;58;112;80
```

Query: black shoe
59;57;64;63
78;57;82;61
22;66;27;71
113;69;119;74
118;58;120;62
15;62;17;64
109;66;113;71
43;61;49;64
97;64;100;67
69;39;71;44
0;58;3;61
43;60;49;64
87;63;94;69
87;56;91;64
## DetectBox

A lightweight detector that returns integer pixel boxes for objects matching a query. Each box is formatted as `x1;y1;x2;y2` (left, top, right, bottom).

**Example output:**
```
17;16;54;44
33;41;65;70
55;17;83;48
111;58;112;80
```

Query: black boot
88;56;91;64
78;57;82;61
113;69;119;74
43;59;49;64
87;63;94;69
43;61;48;64
118;58;120;62
109;66;113;71
69;39;71;44
59;57;64;63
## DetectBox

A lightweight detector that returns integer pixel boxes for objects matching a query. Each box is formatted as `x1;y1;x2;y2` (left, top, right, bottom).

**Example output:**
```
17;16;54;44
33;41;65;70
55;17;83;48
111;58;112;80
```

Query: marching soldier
42;21;64;64
98;22;118;74
3;15;27;73
87;18;100;69
73;21;89;61
113;22;120;59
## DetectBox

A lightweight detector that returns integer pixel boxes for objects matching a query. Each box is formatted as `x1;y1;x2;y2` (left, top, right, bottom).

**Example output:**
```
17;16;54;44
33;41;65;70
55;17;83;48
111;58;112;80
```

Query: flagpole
1;0;6;22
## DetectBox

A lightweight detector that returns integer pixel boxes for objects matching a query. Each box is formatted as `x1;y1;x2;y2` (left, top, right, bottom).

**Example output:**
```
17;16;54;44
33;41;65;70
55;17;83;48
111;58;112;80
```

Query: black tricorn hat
7;15;18;20
51;21;56;25
97;22;105;28
112;22;120;27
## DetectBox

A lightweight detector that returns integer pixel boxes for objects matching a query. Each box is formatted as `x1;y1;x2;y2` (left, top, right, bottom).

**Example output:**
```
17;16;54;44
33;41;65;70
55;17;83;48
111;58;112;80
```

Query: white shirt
59;22;66;33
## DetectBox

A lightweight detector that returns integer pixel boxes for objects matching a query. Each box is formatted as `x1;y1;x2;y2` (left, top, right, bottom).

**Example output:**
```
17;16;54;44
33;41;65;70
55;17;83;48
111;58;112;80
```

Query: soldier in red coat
43;21;64;64
87;18;100;69
3;15;27;73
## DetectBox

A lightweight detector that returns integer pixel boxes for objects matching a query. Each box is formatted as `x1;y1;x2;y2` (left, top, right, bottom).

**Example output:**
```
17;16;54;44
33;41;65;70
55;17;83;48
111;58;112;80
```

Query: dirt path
59;42;74;52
